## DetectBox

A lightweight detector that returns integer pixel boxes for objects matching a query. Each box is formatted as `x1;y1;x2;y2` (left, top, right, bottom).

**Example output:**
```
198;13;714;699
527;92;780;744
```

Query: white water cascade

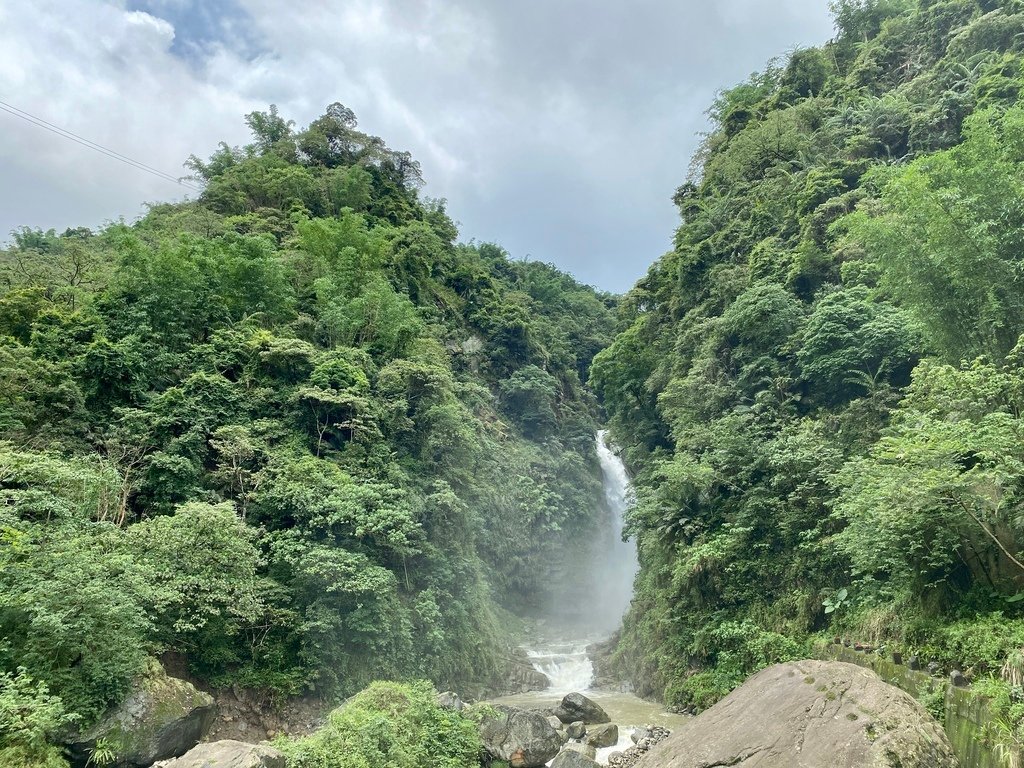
525;642;595;694
594;428;639;631
522;431;639;693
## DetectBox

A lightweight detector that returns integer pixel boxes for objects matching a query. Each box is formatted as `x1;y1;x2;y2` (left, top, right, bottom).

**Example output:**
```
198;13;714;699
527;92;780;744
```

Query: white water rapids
525;642;594;694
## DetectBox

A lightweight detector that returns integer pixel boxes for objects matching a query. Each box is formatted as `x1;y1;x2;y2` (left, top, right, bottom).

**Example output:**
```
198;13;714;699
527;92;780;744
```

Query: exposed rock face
586;722;619;748
635;660;958;768
153;740;285;768
501;648;552;694
478;704;562;768
554;692;610;724
67;660;216;768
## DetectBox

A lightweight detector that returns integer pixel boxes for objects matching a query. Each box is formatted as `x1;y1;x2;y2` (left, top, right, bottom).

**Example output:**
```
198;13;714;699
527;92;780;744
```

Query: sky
0;1;836;292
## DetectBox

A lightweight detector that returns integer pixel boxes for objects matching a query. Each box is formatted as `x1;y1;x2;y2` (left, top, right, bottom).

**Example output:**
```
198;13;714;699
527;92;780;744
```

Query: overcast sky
0;1;836;292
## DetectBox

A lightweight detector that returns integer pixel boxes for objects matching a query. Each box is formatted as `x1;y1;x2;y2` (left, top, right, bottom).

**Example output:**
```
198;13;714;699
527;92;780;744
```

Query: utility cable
0;98;202;192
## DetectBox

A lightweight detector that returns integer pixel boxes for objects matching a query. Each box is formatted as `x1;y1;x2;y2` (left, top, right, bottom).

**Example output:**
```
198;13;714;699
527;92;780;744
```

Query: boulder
67;659;216;767
436;691;464;711
554;692;610;724
478;704;562;768
630;726;651;744
153;740;285;768
547;715;564;731
566;720;586;739
551;749;601;768
635;660;957;768
564;741;598;759
586;722;619;748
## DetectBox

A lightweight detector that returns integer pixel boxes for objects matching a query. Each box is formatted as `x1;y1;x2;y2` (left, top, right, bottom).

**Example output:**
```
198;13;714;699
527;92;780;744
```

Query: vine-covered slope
592;0;1024;736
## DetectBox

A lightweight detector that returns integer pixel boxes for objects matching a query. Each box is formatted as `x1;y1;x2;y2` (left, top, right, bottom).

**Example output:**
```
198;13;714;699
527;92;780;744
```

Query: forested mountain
0;104;615;764
593;0;1024;743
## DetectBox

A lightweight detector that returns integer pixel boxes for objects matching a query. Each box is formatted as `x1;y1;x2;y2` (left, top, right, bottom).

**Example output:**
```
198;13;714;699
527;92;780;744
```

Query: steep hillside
592;0;1024;744
0;104;615;744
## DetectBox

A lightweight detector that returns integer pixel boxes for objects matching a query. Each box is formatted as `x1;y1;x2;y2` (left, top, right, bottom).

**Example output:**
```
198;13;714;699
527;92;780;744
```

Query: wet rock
66;659;215;767
553;692;610;724
153;740;285;768
892;651;903;666
552;748;601;768
501;649;552;695
633;660;956;768
478;704;562;768
908;656;921;671
951;670;968;688
566;721;586;739
586;722;619;748
630;727;651;744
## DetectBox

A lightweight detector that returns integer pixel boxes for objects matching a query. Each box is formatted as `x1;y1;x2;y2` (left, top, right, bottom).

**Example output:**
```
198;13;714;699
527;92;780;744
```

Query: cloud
0;0;835;291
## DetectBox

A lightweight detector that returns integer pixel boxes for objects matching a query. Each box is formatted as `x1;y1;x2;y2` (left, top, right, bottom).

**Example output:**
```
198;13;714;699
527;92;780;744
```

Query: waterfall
523;431;639;693
592;429;639;632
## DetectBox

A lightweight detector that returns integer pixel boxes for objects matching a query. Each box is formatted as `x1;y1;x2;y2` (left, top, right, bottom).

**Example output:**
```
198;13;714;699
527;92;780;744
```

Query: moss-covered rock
66;659;215;767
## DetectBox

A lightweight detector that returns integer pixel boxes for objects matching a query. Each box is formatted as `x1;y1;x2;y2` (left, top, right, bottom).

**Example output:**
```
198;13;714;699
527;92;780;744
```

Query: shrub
0;667;73;768
275;680;480;768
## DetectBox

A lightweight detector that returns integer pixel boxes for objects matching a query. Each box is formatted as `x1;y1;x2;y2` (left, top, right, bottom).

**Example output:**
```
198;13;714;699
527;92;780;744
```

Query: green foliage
845;105;1024;361
0;667;73;768
596;0;1024;710
0;101;616;745
276;680;480;768
666;621;803;710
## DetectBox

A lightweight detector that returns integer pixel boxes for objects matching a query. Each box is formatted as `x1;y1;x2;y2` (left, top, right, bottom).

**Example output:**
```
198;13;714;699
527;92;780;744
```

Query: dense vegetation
593;0;1024;746
276;681;481;768
0;105;615;765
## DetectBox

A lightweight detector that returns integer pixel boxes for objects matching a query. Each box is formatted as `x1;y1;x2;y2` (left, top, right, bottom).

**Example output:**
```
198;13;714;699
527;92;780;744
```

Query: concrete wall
819;643;1006;768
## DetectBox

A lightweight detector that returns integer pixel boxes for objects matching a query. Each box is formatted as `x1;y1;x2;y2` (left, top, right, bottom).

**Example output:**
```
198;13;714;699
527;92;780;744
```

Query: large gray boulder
586;722;619;748
478;704;562;767
635;660;957;768
153;740;285;768
67;660;216;767
554;692;610;724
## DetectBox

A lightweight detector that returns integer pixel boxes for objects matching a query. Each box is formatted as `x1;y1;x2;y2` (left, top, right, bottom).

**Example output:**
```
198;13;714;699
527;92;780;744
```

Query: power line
0;98;203;192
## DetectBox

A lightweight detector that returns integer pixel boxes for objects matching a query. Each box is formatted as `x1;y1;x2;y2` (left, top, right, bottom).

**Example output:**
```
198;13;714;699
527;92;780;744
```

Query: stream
487;433;687;765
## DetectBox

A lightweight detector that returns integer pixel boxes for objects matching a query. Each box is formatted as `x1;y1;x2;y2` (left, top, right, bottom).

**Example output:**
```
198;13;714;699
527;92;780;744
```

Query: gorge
8;0;1024;766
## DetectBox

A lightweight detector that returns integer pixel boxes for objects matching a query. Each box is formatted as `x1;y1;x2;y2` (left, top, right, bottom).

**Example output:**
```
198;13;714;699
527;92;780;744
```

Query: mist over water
524;431;639;692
